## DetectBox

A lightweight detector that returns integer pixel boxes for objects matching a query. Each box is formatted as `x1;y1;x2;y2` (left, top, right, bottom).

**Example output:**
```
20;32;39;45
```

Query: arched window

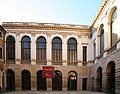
21;36;31;61
6;36;15;60
67;38;77;63
52;37;62;64
100;24;104;54
110;7;118;47
36;36;46;64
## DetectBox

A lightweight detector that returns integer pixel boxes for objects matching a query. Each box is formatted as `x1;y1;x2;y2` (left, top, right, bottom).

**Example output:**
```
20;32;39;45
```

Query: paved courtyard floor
1;91;108;94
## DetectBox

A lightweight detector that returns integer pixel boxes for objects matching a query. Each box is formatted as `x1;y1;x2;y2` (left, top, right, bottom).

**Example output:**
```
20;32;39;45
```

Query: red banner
42;66;54;78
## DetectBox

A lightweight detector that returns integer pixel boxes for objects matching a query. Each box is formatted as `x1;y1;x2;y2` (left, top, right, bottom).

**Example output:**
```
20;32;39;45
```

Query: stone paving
1;91;108;94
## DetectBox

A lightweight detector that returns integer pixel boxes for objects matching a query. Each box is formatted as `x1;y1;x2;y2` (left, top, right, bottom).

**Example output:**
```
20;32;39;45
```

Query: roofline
91;0;110;27
2;22;91;31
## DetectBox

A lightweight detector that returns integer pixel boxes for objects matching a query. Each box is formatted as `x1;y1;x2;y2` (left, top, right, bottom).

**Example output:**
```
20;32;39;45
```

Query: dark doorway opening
37;70;46;90
68;71;77;91
52;70;62;91
82;78;87;90
22;70;31;90
96;67;102;92
6;69;15;91
106;61;115;93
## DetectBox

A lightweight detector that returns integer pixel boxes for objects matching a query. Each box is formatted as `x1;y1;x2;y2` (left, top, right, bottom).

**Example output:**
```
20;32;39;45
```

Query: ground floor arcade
3;66;91;91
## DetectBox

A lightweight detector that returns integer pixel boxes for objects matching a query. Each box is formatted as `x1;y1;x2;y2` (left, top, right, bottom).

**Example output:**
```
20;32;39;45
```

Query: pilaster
47;34;52;65
15;33;20;64
62;74;67;91
62;34;67;66
31;33;36;65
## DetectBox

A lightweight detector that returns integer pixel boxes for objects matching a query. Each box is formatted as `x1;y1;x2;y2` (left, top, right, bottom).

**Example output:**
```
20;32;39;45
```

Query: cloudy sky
0;0;103;25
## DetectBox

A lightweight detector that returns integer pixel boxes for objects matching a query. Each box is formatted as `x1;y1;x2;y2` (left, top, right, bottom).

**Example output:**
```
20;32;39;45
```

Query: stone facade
0;25;6;90
91;0;120;94
0;0;120;94
2;22;92;91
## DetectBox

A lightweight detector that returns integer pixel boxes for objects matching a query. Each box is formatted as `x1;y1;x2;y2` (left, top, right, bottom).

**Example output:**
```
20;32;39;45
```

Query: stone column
62;74;67;91
102;69;108;92
103;21;109;57
62;34;67;66
0;71;2;90
31;33;36;65
4;72;6;90
15;73;21;90
77;75;82;90
15;33;21;64
78;35;82;66
96;35;100;57
115;60;120;94
47;34;52;65
47;78;52;91
31;73;36;91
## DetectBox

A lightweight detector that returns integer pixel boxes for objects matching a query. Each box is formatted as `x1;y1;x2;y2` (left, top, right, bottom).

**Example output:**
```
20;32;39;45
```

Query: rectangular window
0;48;2;59
93;43;96;59
83;46;87;62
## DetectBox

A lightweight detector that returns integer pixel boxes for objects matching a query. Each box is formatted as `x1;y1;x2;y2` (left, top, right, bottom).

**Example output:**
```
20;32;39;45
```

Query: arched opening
22;70;31;90
52;70;62;91
67;38;77;65
98;24;104;55
6;69;15;91
108;7;118;47
36;36;46;64
37;70;46;90
21;36;31;61
106;61;115;93
52;37;62;65
96;67;102;92
6;36;15;61
68;71;77;91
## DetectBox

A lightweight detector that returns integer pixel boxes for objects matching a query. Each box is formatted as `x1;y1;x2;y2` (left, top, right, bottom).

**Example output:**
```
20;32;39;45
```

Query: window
36;36;46;62
67;38;77;63
0;32;2;38
100;26;104;54
0;47;2;59
6;36;15;60
21;36;31;60
110;8;118;47
83;46;87;62
52;37;62;62
93;43;96;59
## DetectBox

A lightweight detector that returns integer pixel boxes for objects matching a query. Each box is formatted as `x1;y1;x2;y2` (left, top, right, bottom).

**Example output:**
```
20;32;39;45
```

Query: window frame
21;36;31;61
67;38;77;63
36;36;46;63
52;37;62;63
6;36;15;60
83;46;87;62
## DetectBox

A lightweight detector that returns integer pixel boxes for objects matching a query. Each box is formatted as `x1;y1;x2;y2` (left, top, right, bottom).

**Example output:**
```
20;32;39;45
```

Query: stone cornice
2;22;91;32
91;0;110;27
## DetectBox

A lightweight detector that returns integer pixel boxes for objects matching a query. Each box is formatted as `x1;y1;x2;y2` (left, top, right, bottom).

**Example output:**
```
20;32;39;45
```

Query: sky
0;0;103;25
